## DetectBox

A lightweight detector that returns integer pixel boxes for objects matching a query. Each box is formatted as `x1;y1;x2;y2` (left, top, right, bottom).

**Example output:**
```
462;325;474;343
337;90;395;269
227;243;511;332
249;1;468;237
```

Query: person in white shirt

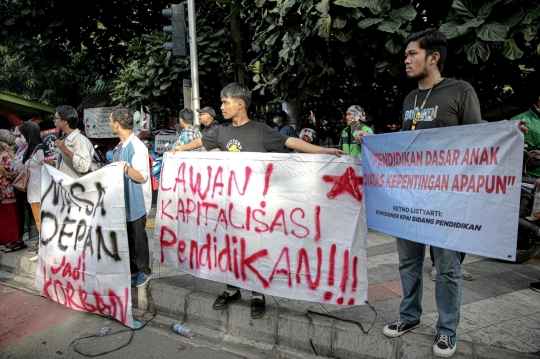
43;105;96;179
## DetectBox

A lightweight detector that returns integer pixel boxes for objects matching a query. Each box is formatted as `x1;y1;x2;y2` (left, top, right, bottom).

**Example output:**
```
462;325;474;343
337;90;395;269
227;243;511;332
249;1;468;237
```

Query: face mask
15;137;23;147
273;117;279;124
21;135;27;144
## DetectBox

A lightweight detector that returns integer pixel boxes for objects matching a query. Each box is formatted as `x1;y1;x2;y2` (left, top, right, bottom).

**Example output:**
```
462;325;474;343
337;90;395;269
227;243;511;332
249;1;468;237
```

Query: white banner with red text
155;152;368;306
35;163;133;327
361;121;522;261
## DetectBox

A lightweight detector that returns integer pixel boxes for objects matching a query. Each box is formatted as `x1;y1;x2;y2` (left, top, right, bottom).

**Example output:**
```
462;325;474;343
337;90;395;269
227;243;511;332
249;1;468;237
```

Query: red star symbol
322;167;363;202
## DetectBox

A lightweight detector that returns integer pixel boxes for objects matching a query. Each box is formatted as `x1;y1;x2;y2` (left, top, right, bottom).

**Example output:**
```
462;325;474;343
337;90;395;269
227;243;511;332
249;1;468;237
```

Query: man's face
346;112;355;125
109;115;118;135
200;112;211;126
54;112;65;130
404;41;429;80
220;96;241;120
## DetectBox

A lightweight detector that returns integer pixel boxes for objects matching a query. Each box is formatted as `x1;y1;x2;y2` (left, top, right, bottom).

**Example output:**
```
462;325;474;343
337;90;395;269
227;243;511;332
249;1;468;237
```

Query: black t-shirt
402;78;482;130
201;120;289;152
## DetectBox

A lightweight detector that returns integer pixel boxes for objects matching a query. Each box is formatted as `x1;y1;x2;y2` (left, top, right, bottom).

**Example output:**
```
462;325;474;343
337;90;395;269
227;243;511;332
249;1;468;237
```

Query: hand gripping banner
155;152;368;306
35;163;133;327
362;121;523;261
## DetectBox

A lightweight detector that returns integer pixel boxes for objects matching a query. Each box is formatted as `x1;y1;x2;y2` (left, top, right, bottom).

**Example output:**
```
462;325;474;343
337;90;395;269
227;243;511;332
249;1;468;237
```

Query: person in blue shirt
110;108;152;288
273;110;298;152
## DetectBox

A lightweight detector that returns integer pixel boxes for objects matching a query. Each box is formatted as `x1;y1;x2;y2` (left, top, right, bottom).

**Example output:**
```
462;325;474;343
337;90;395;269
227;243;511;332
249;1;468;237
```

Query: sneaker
433;333;456;357
29;254;39;262
131;271;150;287
430;267;437;281
531;282;540;293
383;319;420;338
461;267;473;281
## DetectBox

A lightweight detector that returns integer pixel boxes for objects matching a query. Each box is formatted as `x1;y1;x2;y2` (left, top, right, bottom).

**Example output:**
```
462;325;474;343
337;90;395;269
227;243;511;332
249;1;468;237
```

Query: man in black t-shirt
171;83;344;320
379;29;481;358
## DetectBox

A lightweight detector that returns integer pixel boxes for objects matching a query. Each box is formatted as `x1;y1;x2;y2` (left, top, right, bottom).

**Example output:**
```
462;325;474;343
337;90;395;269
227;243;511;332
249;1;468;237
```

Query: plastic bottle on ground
171;323;193;338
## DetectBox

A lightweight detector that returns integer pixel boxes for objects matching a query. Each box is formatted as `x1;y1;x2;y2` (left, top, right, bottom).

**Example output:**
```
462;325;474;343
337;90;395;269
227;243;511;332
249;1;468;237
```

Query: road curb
2;252;540;359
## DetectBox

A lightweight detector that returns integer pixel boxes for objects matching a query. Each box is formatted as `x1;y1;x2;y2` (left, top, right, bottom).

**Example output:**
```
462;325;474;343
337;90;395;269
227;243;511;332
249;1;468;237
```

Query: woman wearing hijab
6;121;44;260
12;126;39;251
0;129;25;251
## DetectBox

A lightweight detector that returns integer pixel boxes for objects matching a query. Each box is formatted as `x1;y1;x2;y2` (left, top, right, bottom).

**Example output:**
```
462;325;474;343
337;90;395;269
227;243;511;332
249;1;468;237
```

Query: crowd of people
1;26;539;359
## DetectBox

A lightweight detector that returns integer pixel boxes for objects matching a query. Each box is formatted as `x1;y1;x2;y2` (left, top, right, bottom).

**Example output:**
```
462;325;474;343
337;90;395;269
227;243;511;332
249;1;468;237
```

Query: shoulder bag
13;146;39;192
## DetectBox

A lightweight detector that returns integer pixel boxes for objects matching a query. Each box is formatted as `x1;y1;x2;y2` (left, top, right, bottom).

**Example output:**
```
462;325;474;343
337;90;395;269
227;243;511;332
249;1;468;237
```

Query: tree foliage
111;4;236;124
237;0;540;126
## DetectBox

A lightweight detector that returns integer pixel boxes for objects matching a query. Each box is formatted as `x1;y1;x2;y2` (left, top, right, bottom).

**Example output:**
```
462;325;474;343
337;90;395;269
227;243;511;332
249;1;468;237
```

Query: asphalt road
0;284;312;359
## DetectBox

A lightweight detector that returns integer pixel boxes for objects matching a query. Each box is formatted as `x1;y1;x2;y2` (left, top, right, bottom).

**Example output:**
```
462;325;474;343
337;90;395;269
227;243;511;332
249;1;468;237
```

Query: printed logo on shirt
226;139;242;152
404;106;438;122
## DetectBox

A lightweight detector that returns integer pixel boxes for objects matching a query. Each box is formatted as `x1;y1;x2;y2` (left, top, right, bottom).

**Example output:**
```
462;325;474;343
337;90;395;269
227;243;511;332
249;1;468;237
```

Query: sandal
3;242;27;253
28;244;39;252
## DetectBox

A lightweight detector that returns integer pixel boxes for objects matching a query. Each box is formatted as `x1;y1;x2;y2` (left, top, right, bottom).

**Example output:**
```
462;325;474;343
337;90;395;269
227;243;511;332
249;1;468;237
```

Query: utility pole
187;0;200;128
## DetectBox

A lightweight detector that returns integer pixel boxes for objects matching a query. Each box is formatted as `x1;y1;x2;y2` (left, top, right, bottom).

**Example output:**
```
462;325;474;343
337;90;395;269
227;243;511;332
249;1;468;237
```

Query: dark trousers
127;214;151;275
430;246;466;266
227;284;260;297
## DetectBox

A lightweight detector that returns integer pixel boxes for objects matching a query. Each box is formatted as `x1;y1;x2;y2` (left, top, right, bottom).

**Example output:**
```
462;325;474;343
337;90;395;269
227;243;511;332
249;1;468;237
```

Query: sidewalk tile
367;264;400;284
461;299;521;324
461;286;491;305
460;324;537;353
380;281;405;297
412;314;437;335
495;315;540;351
459;259;506;277
490;291;540;315
508;265;540;280
368;284;398;303
367;242;399;257
367;253;400;270
453;308;491;334
484;271;538;291
518;287;540;300
462;275;515;297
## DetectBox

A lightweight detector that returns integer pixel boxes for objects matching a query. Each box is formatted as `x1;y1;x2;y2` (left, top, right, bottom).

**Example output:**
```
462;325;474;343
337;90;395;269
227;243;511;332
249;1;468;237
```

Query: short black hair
220;83;251;109
110;108;133;130
179;108;194;125
405;28;448;72
56;105;79;129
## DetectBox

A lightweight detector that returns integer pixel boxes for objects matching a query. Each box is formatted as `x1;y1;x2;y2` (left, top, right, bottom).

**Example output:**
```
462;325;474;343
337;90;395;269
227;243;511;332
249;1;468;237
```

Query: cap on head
196;106;216;118
275;110;288;121
346;105;366;122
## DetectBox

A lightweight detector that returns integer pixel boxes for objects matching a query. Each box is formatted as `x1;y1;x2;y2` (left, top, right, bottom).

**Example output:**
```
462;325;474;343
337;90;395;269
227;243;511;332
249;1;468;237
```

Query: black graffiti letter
96;226;121;261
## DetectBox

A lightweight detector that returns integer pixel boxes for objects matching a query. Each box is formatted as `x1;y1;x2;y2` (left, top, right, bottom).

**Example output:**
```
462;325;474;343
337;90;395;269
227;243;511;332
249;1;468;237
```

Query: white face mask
273;117;280;124
15;137;23;147
21;135;27;144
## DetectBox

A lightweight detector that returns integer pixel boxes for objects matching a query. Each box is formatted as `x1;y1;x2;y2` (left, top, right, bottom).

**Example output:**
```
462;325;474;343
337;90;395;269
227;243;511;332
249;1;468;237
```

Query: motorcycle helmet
299;128;318;144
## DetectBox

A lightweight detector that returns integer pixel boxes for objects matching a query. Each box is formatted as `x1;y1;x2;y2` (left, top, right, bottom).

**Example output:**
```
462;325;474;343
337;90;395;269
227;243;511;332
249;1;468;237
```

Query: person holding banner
171;82;344;320
43;105;96;179
372;28;483;358
109;107;152;288
177;108;202;151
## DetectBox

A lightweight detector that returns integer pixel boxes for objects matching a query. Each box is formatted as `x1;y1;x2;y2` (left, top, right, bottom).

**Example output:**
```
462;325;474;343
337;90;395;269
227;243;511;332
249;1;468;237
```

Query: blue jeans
396;237;462;336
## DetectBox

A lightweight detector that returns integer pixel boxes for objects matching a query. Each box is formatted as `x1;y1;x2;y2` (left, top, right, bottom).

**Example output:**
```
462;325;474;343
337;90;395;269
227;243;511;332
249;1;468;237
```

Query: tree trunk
230;2;244;85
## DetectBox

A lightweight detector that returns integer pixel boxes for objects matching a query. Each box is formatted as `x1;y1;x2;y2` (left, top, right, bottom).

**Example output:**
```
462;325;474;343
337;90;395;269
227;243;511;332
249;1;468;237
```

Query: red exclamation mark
337;250;350;305
328;244;336;286
263;163;274;196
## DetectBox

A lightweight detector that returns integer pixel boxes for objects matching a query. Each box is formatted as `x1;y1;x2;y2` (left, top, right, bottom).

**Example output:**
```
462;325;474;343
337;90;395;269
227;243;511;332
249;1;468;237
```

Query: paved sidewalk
2;207;540;358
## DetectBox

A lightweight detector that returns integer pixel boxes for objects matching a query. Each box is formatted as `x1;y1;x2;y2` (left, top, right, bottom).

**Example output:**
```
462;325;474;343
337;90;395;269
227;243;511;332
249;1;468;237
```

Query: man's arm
170;137;204;152
285;137;345;156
